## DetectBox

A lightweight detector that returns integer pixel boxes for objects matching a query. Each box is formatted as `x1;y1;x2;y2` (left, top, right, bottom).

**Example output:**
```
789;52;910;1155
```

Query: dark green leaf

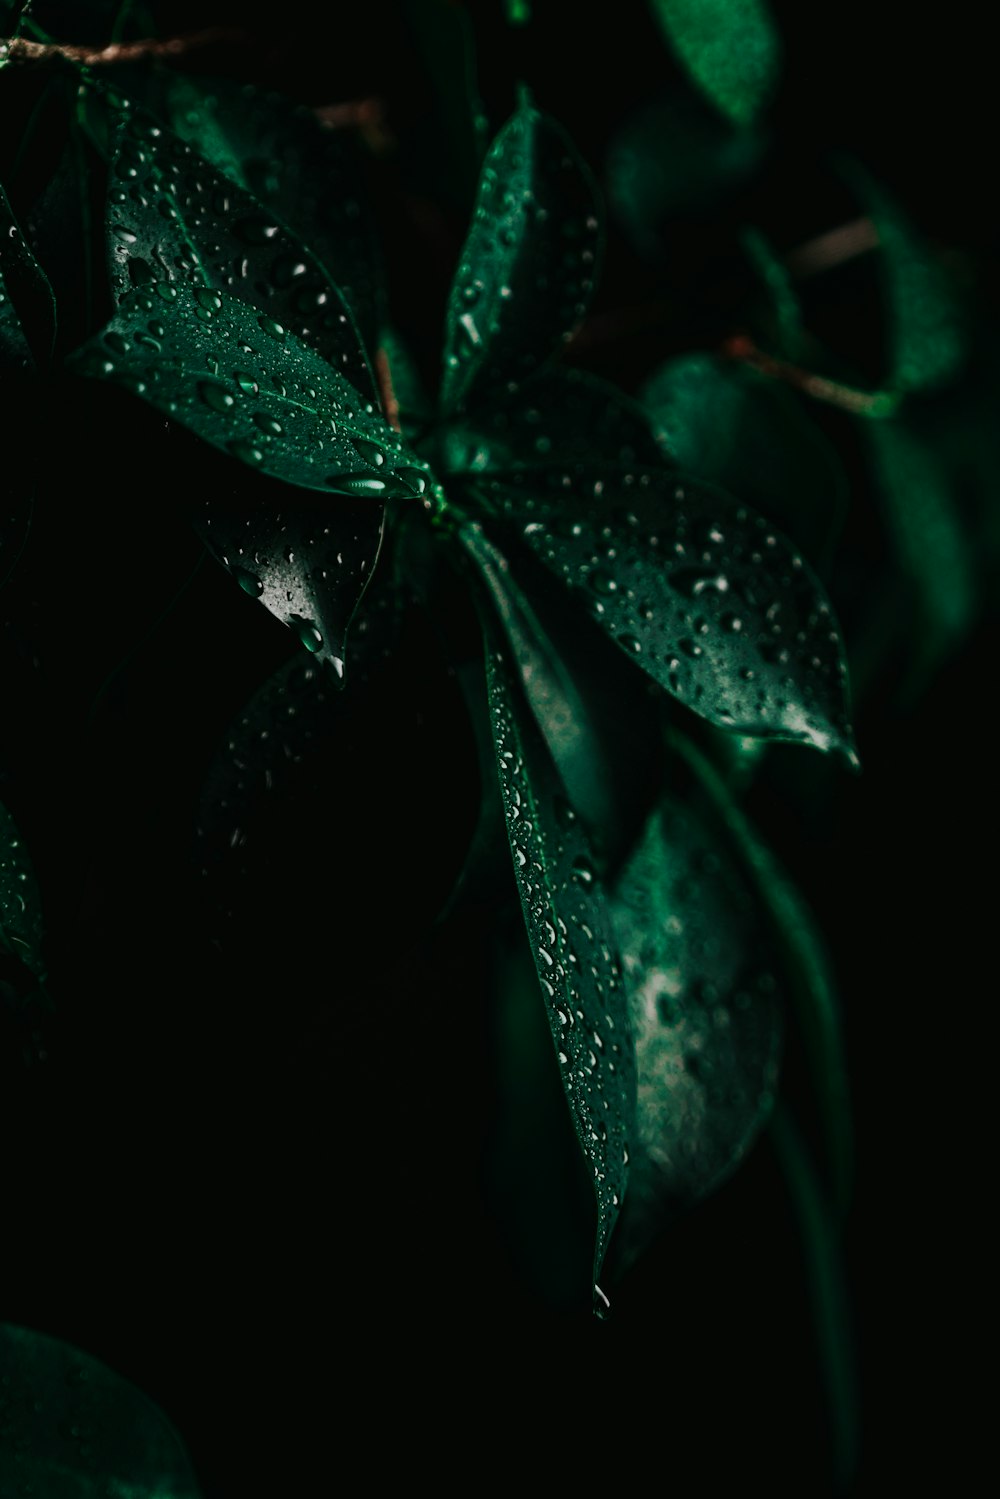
68;283;430;671
99;89;378;408
442;365;672;475
642;353;847;562
649;0;782;128
671;729;852;1218
608;779;781;1271
402;0;487;211
457;519;616;839
867;417;976;683
473;466;855;758
156;73;383;354
0;1322;202;1498
440;102;601;414
484;619;635;1306
0;179;56;370
607;92;765;259
0;801;44;981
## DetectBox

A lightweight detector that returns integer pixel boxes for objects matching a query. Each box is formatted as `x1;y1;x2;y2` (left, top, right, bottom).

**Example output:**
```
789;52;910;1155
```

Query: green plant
1;2;989;1494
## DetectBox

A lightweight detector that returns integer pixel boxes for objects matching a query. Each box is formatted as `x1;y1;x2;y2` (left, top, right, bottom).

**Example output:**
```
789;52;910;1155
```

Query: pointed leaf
157;73;383;353
0;801;44;981
642;353;847;561
484;619;635;1304
649;0;782;128
443;365;672;475
0;1323;202;1498
68;283;433;670
440;103;601;413
99;88;378;408
473;466;855;757
609;781;781;1270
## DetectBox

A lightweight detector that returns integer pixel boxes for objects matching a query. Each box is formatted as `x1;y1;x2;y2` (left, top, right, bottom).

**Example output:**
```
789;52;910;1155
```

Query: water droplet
324;473;387;496
618;634;642;654
232;566;263;597
194;286;223;313
228;439;264;466
588;569;617;596
104;331;129;356
291;616;324;653
572;855;596;888
235;372;259;395
271;253;309;287
350;437;386;468
236;217;281;245
258;314;286;342
252;412;283;437
156;281;178;301
199;381;236;413
394;467;427;496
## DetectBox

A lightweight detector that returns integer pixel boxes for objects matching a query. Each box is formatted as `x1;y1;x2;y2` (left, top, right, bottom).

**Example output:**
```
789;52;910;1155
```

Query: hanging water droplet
350;437;386;468
232;566;263;597
324;474;387;496
394;467;427;496
290;616;324;653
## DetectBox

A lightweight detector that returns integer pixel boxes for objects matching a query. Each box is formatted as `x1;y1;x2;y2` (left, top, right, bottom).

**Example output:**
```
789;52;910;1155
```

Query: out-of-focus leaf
867;416;976;685
608;778;782;1271
741;224;805;357
607;92;765;260
770;1109;860;1491
378;325;434;435
440;101;601;414
443;365;672;475
0;1323;202;1498
473;466;856;758
457;519;616;838
68;283;432;673
0;801;44;981
642;353;847;562
672;729;852;1217
98;88;378;407
484;617;635;1308
402;0;487;210
157;73;383;353
649;0;782;128
838;157;966;395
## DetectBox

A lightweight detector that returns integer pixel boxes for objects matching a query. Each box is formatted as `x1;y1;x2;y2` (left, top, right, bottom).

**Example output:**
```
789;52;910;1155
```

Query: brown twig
0;27;246;66
722;333;899;418
783;216;880;280
374;348;402;433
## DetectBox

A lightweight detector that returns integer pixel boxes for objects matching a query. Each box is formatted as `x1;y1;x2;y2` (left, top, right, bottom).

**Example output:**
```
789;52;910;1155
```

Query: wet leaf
484;619;635;1306
440;101;601;414
0;179;56;370
473;466;855;757
0;801;44;982
649;0;782;128
642;353;847;562
0;1322;202;1498
99;88;378;408
68;283;431;670
608;779;782;1270
157;73;383;353
443;365;672;475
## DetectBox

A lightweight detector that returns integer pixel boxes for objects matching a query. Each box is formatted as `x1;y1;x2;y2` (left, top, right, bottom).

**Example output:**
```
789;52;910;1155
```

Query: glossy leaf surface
650;0;782;127
0;180;55;370
484;623;634;1300
157;73;382;354
642;353;846;560
610;782;781;1268
440;102;601;413
474;467;855;756
0;1323;202;1498
443;365;671;475
100;90;378;407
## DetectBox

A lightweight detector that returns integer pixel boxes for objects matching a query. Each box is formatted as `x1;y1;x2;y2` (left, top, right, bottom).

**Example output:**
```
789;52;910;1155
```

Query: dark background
1;2;991;1493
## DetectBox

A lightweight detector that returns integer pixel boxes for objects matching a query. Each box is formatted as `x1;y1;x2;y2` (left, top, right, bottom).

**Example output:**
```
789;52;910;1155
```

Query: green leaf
608;779;782;1271
68;283;431;672
642;353;847;562
867;417;976;684
0;801;44;982
156;73;383;354
0;1323;202;1498
649;0;782;128
456;519;617;839
402;0;487;211
837;158;966;395
0;179;56;370
99;89;379;409
607;92;765;259
440;103;601;414
442;365;672;475
671;729;853;1218
472;466;856;758
484;620;635;1308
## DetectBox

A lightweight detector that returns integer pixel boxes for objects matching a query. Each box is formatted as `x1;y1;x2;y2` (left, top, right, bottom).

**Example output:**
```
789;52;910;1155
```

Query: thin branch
1;27;245;66
723;334;900;418
374;348;402;433
783;216;880;280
